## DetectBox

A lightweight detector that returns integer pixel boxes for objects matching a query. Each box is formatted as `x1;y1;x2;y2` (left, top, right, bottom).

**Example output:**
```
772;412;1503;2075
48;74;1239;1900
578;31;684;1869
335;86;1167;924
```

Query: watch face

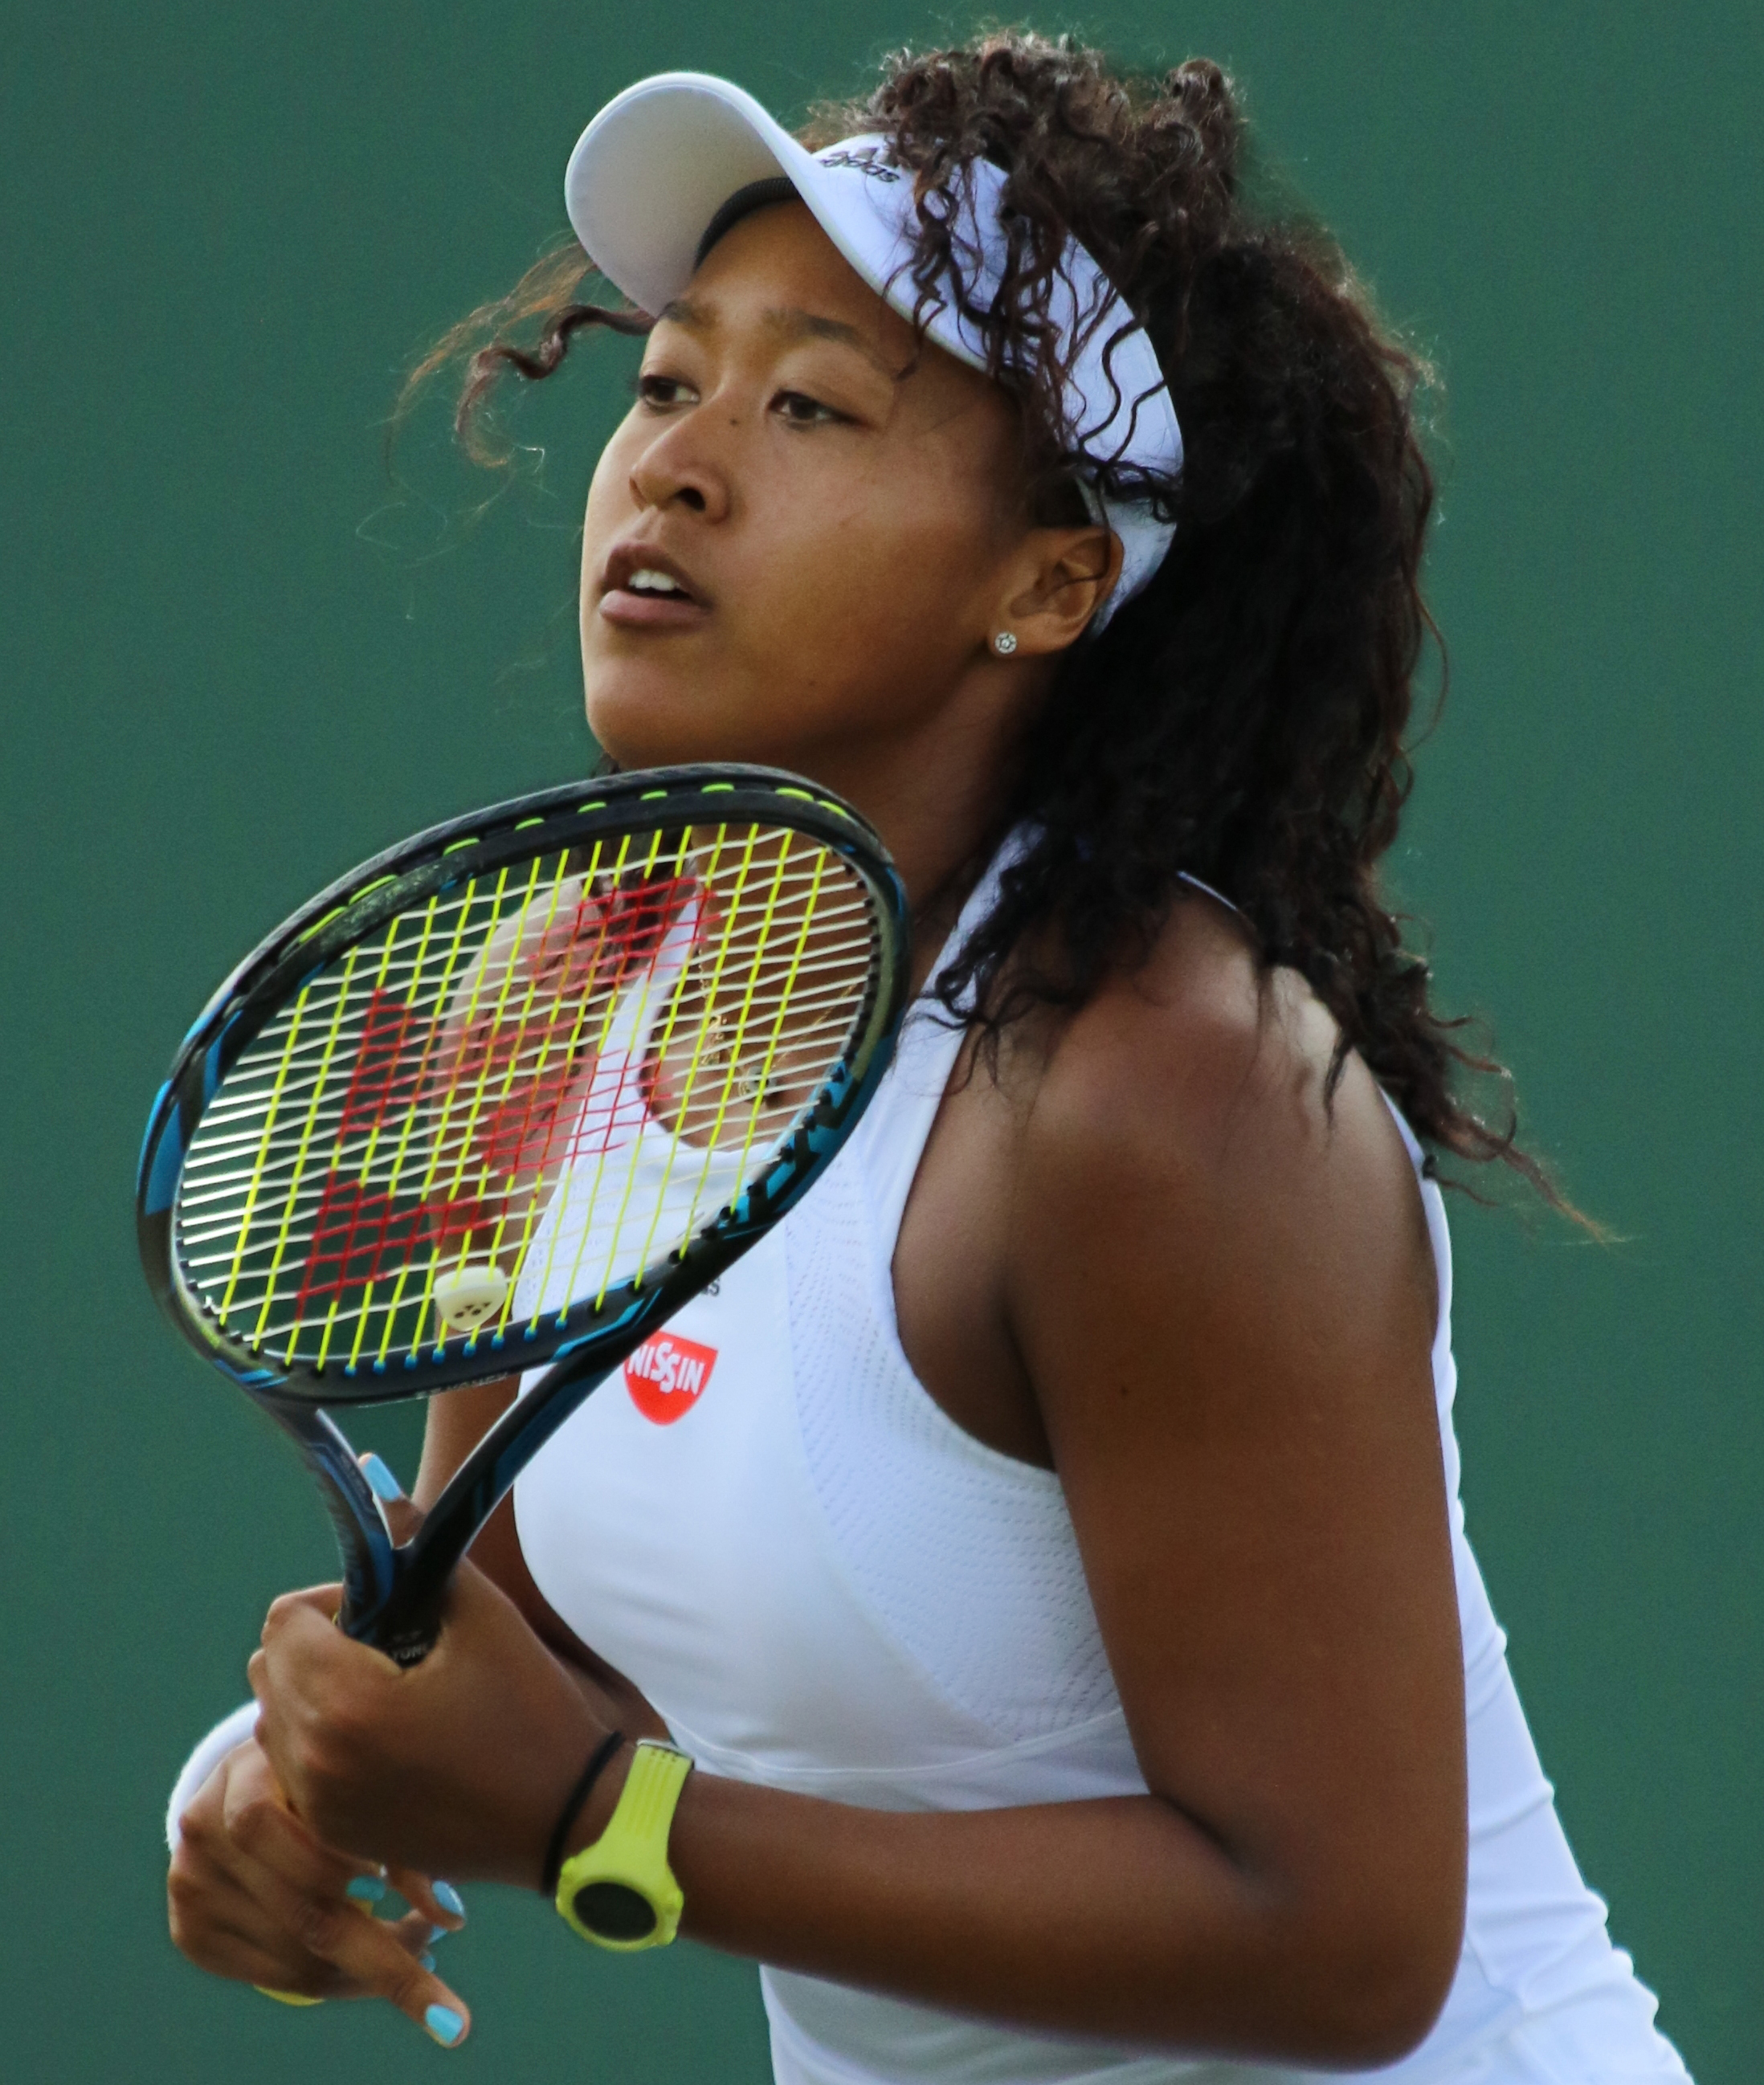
574;1879;658;1943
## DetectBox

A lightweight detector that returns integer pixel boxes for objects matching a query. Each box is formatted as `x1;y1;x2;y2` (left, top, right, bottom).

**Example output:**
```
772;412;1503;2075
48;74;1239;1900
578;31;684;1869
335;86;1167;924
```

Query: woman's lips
598;588;710;630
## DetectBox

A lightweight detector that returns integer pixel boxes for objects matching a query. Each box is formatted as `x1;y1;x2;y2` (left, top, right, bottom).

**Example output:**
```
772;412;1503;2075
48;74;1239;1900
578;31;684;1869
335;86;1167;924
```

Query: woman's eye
635;373;695;410
773;390;847;427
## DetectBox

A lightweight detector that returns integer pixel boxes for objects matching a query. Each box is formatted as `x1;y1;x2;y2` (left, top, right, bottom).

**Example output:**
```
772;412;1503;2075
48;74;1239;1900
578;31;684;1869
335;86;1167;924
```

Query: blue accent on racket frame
141;1098;186;1218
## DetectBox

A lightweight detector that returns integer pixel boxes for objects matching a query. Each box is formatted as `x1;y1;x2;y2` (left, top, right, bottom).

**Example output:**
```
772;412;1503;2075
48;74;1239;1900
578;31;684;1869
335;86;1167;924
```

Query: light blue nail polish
432;1880;465;1919
425;2002;465;2046
427;1922;450;1944
419;1951;437;1973
361;1454;403;1502
345;1873;387;1903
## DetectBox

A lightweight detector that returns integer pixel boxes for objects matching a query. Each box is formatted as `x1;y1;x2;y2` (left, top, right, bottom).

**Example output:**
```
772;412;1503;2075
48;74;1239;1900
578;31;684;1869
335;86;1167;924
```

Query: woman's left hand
247;1493;667;1890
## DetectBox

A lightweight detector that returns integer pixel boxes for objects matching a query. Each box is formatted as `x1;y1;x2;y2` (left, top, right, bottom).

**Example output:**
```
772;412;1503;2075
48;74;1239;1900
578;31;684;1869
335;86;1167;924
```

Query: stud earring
992;630;1019;656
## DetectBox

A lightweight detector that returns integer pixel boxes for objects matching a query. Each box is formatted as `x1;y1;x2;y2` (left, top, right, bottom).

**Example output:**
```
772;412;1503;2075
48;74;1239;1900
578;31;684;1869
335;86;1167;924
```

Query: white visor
565;71;1182;622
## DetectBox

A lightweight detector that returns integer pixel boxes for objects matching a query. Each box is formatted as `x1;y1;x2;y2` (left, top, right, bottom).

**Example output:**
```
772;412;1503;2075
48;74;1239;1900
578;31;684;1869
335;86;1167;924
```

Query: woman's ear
995;526;1124;657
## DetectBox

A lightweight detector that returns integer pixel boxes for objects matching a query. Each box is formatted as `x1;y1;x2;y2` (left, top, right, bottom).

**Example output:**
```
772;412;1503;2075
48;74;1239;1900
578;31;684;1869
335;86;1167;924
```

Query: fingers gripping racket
138;765;910;1665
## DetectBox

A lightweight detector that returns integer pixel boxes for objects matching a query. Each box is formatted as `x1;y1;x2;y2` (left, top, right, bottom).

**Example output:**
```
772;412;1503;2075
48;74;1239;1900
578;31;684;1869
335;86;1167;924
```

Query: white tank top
514;859;1690;2085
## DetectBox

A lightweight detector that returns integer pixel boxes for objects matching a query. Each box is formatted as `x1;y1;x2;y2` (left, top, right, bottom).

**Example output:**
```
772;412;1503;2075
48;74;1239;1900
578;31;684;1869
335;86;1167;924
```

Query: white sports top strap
859;849;1016;1247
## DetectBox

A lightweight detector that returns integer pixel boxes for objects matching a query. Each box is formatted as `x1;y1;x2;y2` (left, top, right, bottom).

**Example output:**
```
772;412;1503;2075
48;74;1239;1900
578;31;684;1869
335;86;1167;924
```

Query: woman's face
578;202;1064;793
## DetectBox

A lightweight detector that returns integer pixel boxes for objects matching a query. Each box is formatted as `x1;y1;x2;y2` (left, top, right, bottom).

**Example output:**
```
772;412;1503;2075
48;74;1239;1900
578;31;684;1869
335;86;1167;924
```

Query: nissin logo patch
623;1332;717;1426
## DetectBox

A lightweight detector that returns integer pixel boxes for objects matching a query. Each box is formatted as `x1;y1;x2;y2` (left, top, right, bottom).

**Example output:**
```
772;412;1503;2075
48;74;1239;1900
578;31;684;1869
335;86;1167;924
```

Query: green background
2;3;1757;2078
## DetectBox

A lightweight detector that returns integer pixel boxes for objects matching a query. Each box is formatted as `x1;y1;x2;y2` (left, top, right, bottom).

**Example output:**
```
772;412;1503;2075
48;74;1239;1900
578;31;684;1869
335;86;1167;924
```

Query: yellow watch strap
554;1740;692;1952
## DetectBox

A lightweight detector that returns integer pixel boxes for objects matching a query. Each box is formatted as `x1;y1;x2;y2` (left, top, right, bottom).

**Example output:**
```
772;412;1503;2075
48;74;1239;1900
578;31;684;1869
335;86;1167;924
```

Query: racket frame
137;764;910;1660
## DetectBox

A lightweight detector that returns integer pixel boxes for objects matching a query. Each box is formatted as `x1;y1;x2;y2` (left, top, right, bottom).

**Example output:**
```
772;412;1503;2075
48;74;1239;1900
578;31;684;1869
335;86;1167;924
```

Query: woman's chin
581;678;700;769
583;674;819;776
584;704;757;776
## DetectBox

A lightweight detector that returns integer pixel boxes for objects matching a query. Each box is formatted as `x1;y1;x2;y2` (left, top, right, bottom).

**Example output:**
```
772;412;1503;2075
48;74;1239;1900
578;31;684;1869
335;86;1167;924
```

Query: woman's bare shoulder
1014;889;1430;1295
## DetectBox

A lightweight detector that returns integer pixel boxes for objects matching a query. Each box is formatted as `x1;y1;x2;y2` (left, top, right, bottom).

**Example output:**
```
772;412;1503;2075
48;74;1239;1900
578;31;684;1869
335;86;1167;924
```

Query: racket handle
342;1573;447;1668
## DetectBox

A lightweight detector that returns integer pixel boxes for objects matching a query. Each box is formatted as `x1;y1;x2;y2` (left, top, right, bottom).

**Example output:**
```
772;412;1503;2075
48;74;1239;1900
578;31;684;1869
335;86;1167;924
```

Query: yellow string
725;844;827;1200
484;845;606;1336
347;910;409;1188
313;1293;342;1373
216;985;312;1327
631;826;772;1279
583;824;741;1308
345;1281;376;1373
254;944;365;1355
546;822;683;1316
395;875;496;1359
683;834;798;1177
366;890;455;1369
528;826;668;1321
522;830;643;1332
438;854;541;1205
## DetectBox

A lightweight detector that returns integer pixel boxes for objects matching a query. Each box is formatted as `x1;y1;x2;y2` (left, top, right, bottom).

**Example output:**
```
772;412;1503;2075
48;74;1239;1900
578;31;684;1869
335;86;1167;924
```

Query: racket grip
341;1577;446;1668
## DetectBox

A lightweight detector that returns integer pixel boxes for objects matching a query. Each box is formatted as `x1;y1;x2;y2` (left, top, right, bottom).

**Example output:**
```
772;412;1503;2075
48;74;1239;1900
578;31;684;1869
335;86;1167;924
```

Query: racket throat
258;1397;398;1633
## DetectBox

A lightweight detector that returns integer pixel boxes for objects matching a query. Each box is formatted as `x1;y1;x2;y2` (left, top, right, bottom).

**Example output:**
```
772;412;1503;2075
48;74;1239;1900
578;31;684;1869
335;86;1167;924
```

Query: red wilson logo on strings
623;1332;718;1425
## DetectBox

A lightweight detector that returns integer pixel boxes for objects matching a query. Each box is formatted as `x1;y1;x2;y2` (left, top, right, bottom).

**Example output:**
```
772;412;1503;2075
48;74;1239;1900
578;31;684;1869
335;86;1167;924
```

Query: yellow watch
554;1739;693;1951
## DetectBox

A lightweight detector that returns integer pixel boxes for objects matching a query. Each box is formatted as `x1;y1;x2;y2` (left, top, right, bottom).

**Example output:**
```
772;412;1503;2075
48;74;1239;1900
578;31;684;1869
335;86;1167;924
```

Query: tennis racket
138;765;910;1665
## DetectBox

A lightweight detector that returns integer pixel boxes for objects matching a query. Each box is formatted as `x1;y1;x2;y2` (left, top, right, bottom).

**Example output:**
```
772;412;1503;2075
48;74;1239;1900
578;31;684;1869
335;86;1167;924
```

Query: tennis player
165;35;1693;2082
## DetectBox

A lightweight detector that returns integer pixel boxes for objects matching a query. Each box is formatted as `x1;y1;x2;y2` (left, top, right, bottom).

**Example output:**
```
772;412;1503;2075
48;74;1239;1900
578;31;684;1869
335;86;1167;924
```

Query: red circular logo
623;1332;717;1426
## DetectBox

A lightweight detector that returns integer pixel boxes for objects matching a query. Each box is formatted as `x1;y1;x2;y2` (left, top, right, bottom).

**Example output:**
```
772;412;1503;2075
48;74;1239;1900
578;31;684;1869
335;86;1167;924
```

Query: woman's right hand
167;1735;472;2046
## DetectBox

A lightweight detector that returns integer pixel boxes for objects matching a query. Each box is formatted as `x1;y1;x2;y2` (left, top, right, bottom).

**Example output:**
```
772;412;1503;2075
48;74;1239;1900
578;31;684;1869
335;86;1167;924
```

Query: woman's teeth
628;569;685;596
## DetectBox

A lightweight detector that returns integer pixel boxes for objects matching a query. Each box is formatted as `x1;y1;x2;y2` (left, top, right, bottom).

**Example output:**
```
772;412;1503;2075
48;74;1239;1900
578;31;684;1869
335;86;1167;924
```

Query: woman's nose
628;414;733;521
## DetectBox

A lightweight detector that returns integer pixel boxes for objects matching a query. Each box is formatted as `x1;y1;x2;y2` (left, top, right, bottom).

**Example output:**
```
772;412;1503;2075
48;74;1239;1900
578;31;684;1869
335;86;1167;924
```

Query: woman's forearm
588;1765;1440;2067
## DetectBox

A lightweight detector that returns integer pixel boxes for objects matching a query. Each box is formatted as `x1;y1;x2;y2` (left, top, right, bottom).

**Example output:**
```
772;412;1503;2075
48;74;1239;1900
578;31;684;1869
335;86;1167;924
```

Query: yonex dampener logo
623;1332;717;1426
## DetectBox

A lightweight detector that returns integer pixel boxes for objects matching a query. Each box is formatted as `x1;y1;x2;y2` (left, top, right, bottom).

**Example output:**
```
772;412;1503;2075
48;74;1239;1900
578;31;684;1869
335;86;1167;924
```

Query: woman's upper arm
1007;959;1465;2005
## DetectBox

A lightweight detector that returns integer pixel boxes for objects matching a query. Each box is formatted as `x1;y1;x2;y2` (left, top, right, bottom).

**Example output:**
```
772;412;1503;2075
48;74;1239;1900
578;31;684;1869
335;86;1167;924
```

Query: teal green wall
2;5;1757;2078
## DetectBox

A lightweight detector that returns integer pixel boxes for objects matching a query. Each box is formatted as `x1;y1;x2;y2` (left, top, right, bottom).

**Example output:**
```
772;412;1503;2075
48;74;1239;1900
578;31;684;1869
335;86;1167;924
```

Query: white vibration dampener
432;1263;510;1332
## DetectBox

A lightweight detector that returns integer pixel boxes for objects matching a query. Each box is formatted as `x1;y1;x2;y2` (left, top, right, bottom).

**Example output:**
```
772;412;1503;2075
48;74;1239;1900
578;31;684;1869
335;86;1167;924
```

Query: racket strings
214;938;740;1351
174;823;876;1376
174;927;876;1212
169;966;873;1243
185;892;876;1098
182;967;872;1141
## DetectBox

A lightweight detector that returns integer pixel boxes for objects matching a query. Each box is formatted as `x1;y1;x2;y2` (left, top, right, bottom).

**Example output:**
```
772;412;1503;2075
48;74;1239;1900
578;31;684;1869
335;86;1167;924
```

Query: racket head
138;765;909;1405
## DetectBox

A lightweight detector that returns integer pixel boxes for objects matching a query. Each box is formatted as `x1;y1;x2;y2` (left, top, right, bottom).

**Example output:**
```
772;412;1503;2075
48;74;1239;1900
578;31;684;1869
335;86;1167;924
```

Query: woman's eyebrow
654;296;896;377
762;308;898;377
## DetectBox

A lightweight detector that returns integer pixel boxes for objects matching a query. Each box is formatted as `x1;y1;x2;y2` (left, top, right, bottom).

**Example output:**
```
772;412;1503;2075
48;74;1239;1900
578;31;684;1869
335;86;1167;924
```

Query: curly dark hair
414;30;1571;1208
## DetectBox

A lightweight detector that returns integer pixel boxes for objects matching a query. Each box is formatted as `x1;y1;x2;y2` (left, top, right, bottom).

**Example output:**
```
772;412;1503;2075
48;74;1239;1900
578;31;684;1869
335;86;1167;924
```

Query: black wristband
541;1730;626;1898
